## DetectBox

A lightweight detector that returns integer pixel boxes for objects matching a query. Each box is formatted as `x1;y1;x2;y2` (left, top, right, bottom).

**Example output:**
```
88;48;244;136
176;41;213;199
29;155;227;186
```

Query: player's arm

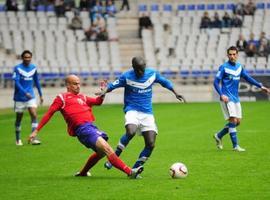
155;72;186;102
33;69;44;105
13;68;30;98
213;66;228;102
86;95;105;106
95;74;126;96
28;97;63;142
241;68;270;93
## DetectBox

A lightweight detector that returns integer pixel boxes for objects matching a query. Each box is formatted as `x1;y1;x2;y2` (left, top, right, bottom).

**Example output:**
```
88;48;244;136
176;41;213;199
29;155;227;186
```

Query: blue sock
31;119;38;132
115;134;132;156
217;123;229;139
133;147;153;168
228;122;238;148
15;122;21;141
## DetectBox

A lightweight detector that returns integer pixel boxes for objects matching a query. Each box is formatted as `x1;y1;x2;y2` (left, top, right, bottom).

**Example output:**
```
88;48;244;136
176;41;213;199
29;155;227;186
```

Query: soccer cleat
104;161;113;170
29;138;41;145
16;139;23;146
74;171;91;177
213;133;223;149
233;145;246;152
129;166;144;179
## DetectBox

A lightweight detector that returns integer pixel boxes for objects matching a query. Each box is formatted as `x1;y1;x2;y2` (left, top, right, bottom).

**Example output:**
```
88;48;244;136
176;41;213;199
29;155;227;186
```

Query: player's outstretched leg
104;133;134;170
96;136;143;178
75;152;104;176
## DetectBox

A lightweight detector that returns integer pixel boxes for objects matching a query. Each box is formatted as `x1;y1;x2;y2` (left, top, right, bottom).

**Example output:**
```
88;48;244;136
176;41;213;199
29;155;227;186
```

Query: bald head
65;74;80;94
132;57;146;77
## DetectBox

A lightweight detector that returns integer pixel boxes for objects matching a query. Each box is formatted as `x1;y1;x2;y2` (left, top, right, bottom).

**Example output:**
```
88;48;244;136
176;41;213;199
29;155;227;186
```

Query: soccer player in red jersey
28;74;143;178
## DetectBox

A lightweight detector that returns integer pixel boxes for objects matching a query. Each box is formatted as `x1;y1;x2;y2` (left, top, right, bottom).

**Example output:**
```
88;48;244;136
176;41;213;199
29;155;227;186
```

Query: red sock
107;153;132;175
80;153;103;175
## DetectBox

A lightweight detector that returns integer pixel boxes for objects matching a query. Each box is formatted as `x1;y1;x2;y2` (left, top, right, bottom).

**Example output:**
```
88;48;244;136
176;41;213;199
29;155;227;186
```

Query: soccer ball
169;162;188;179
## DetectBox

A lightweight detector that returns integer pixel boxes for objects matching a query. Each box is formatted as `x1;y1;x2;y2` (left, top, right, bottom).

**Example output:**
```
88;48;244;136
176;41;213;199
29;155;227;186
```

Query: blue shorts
75;123;108;151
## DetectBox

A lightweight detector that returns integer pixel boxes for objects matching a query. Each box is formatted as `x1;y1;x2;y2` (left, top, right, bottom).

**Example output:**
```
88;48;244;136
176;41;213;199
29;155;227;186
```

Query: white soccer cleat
129;166;144;179
16;139;23;146
233;145;246;152
29;138;41;145
74;171;91;177
213;134;223;149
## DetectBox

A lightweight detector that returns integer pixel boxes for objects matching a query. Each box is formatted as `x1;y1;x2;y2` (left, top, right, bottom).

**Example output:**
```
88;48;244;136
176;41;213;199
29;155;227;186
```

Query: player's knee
146;141;155;150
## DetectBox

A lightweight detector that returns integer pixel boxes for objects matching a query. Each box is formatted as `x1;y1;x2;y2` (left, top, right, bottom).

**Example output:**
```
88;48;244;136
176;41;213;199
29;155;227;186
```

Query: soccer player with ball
213;46;270;151
96;57;186;178
29;75;143;178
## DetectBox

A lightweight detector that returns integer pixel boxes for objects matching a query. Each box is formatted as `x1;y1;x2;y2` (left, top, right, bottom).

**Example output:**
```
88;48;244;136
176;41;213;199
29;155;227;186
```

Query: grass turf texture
0;102;269;200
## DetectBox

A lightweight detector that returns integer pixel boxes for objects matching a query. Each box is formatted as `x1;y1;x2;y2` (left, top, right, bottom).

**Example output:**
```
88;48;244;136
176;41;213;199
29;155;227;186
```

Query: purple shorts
75;123;108;151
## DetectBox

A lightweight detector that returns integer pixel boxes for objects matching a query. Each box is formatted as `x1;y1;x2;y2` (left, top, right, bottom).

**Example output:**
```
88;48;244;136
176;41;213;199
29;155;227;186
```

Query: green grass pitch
0;102;269;200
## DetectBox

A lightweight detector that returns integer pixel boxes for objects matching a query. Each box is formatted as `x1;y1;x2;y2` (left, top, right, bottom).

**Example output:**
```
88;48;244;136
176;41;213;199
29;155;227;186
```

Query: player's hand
25;93;33;99
220;95;229;103
28;130;38;144
176;94;186;103
95;80;108;97
40;96;44;105
261;86;270;94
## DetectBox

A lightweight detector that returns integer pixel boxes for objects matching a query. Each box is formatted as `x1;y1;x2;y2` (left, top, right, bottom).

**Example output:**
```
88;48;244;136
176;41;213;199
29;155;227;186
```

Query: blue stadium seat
3;72;13;81
254;69;265;75
163;4;172;12
46;4;54;12
177;5;186;11
151;4;159;12
0;4;5;11
191;70;202;78
226;3;235;10
197;4;205;11
138;4;147;12
206;4;215;10
217;4;225;10
37;5;46;11
256;3;265;9
187;4;195;11
268;3;270;9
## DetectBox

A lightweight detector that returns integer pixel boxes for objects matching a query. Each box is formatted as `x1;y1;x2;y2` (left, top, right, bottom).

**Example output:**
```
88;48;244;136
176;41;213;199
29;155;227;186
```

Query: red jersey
36;92;104;136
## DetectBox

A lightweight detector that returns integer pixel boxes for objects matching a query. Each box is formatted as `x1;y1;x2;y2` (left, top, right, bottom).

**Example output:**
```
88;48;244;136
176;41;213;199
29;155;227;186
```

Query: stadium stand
0;0;270;88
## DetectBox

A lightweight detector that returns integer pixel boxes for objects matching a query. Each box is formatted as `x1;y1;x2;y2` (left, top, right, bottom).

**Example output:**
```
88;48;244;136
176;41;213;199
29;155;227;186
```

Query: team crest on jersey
77;98;84;105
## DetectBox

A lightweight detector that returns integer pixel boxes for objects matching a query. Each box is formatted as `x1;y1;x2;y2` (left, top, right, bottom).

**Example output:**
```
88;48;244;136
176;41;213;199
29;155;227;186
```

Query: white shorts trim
220;101;242;120
14;98;37;113
125;110;158;134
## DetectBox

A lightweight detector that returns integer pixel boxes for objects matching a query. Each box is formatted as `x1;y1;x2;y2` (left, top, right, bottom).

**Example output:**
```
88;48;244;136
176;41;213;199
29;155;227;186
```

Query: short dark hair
21;50;32;58
227;46;238;54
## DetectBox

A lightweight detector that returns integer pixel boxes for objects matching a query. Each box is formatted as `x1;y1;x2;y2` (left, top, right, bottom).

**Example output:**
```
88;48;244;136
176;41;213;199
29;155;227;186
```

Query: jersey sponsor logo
18;68;36;78
24;77;33;81
138;88;152;93
77;98;86;105
224;66;242;76
126;74;156;89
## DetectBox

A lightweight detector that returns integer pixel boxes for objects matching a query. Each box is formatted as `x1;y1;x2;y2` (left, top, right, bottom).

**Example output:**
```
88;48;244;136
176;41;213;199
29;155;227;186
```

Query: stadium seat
151;4;159;12
37;5;46;12
0;4;5;11
46;5;55;12
206;4;215;10
216;4;225;10
256;3;265;9
138;4;147;12
163;4;172;12
197;4;205;11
